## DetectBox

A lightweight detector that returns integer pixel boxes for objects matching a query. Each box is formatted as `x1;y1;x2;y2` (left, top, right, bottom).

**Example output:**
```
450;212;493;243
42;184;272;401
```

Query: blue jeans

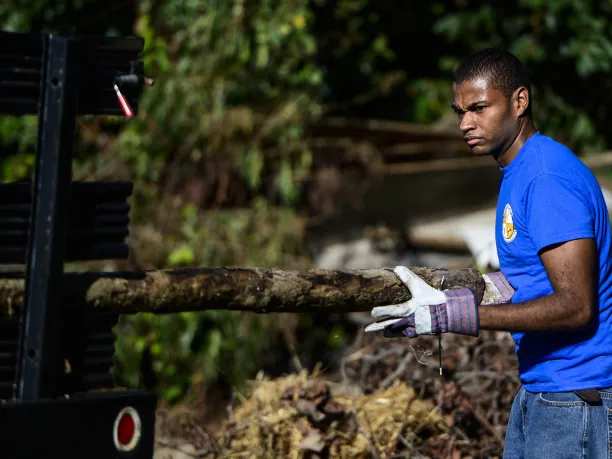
504;385;612;458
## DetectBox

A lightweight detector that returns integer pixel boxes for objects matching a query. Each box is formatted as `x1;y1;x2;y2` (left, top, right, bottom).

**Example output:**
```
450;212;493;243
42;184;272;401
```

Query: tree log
0;267;485;318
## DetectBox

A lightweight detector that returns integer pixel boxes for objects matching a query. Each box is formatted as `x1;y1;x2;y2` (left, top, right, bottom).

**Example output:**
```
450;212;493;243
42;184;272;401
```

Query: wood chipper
0;30;156;458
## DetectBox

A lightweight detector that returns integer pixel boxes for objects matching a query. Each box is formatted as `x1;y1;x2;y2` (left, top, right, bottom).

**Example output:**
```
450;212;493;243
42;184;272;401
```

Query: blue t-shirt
496;131;612;392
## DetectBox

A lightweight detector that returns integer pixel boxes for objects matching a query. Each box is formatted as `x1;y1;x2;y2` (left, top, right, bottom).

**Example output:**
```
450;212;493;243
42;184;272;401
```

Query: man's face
452;77;518;158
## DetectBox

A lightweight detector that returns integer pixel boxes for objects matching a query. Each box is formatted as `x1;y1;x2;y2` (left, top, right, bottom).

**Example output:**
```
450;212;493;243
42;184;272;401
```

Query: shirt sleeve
523;173;595;253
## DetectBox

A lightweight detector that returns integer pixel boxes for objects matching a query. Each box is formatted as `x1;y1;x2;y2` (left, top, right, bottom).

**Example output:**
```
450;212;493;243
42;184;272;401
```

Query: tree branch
0;266;485;317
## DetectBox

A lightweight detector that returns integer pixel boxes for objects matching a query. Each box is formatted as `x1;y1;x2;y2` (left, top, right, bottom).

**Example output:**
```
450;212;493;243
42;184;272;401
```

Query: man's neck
496;120;538;168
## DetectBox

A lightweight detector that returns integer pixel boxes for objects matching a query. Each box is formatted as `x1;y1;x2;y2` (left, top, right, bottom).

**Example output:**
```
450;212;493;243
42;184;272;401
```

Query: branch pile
153;330;519;458
163;368;447;459
339;331;520;457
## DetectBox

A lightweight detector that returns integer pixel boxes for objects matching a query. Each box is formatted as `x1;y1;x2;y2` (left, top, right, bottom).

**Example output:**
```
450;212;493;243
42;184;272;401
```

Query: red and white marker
113;84;134;119
113;406;142;453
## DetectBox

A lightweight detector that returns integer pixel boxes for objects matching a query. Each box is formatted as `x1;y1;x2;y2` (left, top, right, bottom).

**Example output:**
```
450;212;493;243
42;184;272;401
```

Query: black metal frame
0;390;156;459
0;30;146;400
18;35;78;400
0;30;157;458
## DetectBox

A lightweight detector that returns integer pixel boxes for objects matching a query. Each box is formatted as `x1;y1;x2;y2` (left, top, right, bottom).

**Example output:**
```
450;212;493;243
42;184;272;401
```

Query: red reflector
117;413;135;445
113;406;142;453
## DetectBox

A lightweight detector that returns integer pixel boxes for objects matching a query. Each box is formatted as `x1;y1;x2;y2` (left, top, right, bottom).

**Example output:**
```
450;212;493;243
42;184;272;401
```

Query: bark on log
0;267;485;318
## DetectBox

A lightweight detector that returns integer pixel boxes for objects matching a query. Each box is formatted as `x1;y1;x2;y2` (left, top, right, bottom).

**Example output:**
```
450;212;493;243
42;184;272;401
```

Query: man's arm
479;238;597;332
365;238;597;339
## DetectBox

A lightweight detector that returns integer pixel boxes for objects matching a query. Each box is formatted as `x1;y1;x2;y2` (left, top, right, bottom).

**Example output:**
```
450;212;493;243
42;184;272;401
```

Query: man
365;49;612;458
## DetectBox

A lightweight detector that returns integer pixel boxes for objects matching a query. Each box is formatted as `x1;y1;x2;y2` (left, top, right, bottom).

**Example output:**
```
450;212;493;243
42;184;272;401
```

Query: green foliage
0;0;135;35
3;0;612;406
312;1;612;153
0;0;323;404
117;0;323;204
109;0;324;402
157;198;309;270
0;0;137;182
113;198;309;402
421;0;612;152
0;115;38;181
113;309;270;402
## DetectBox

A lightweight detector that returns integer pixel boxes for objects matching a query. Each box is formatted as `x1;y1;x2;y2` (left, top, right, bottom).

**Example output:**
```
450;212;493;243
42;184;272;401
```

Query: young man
365;49;612;458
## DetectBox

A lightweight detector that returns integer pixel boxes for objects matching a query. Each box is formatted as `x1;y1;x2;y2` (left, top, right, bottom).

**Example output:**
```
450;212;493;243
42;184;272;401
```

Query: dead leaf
298;430;325;453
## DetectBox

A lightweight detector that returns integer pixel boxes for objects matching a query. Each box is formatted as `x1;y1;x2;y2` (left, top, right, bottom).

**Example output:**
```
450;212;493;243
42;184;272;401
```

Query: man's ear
514;86;530;117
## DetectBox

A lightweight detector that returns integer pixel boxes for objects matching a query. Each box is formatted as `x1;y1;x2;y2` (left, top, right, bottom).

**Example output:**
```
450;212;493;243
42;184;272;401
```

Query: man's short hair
453;48;532;113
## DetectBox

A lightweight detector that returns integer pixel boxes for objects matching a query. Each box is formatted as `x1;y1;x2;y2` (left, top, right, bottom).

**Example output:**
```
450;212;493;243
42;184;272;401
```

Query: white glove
364;266;445;333
364;266;481;338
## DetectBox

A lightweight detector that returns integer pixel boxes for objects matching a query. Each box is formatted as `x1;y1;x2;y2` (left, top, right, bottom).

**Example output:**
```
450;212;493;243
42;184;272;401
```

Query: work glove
364;267;513;339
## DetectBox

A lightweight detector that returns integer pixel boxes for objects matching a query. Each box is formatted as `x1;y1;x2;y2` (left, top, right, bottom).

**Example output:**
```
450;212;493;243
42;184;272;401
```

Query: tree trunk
0;267;485;317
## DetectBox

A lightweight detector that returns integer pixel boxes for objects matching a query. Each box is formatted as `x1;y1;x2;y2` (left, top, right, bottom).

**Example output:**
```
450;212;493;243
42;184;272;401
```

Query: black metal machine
0;31;156;458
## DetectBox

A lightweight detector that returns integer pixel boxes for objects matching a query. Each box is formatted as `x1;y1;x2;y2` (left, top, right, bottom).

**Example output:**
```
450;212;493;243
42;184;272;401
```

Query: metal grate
0;31;144;116
0;181;133;263
0;318;19;399
0;313;121;400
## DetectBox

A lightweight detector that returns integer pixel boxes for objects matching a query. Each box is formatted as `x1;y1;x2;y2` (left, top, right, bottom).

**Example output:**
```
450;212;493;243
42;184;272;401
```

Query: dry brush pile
154;330;519;459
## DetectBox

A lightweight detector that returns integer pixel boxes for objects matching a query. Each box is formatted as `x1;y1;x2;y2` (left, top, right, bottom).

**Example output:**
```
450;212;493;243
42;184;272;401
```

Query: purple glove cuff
486;271;514;303
443;288;479;336
430;303;448;334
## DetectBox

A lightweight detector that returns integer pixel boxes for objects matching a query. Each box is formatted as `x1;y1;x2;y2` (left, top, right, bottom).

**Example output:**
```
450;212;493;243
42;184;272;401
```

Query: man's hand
364;266;479;338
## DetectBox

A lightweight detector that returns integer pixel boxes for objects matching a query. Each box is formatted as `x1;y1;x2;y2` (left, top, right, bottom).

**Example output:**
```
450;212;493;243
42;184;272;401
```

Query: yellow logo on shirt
502;203;517;243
